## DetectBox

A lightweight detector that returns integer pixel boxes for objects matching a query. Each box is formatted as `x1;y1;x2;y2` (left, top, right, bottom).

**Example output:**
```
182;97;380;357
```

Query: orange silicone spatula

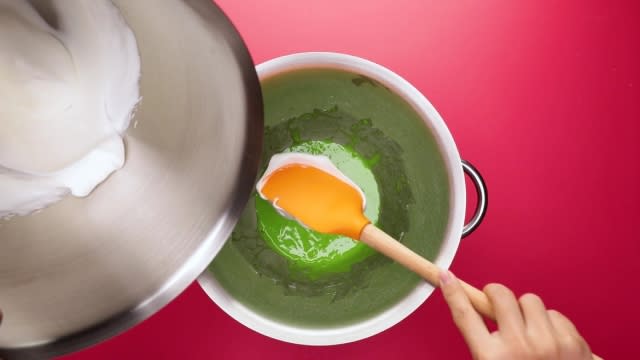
258;156;495;319
258;154;603;360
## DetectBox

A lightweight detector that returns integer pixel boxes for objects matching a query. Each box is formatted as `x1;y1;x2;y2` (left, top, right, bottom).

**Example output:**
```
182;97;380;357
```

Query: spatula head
258;163;370;240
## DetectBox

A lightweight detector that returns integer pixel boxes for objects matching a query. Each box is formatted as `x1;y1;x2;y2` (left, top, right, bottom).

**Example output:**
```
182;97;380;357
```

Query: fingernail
439;270;453;286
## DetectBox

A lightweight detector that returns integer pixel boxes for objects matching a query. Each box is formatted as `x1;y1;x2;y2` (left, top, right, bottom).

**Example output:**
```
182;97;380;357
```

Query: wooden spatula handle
359;224;494;318
359;224;604;360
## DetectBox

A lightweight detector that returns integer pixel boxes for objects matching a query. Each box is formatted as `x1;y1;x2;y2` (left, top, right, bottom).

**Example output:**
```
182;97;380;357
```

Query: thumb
440;271;489;352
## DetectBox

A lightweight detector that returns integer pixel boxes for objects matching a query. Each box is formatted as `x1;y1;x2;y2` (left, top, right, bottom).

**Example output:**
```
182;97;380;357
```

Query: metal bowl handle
461;160;488;238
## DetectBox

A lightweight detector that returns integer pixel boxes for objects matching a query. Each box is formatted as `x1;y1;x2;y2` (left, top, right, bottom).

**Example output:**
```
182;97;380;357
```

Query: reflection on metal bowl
0;1;262;358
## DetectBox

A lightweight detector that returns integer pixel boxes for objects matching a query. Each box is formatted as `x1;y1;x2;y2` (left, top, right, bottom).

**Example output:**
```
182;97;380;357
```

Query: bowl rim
198;51;465;346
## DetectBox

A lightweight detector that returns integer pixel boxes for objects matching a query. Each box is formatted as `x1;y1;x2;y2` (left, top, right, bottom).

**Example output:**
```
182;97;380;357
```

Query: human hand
440;271;593;360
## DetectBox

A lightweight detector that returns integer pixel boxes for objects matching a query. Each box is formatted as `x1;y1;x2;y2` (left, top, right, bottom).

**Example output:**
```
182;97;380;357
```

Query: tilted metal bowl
0;1;262;358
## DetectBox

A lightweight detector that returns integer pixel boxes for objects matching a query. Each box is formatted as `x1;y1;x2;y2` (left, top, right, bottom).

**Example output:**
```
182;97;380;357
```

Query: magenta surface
64;1;640;359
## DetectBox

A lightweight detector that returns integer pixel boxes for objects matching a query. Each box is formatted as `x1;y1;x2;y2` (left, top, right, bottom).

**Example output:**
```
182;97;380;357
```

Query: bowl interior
0;0;261;355
205;58;454;342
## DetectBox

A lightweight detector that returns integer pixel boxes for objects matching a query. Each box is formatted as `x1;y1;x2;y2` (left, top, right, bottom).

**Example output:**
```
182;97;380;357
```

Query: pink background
65;1;639;359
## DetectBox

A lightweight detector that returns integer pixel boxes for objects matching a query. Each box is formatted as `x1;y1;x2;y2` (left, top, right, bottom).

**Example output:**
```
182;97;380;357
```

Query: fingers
440;271;490;352
484;283;526;336
443;278;594;359
548;310;592;357
547;310;579;336
519;293;558;356
519;293;554;334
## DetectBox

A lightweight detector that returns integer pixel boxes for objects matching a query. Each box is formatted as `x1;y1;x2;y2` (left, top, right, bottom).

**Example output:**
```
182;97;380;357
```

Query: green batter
209;68;450;327
256;141;380;279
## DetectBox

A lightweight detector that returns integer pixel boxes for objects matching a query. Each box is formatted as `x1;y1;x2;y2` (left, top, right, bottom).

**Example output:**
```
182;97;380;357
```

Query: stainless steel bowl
0;1;263;358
